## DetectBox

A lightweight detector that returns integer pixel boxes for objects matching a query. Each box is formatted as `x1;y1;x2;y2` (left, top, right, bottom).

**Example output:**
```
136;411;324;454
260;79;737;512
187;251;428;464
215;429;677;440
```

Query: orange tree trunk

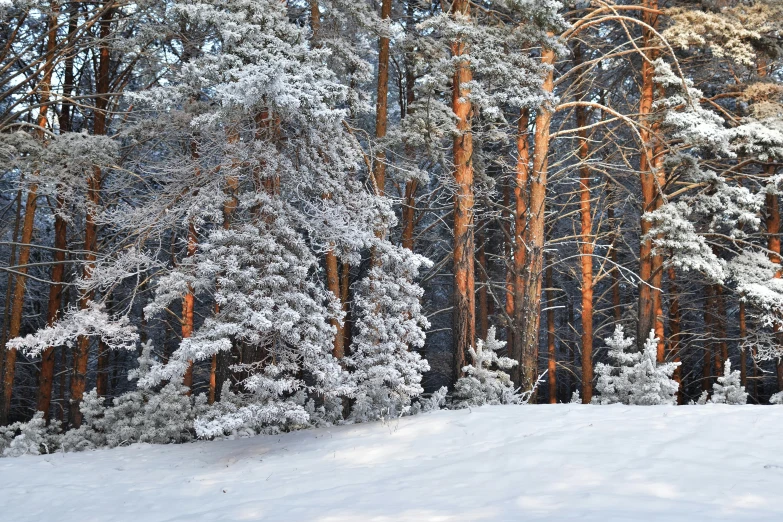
181;221;197;392
450;0;475;384
576;91;594;404
38;187;68;414
0;190;22;421
1;187;38;424
515;43;555;394
765;187;783;390
2;3;59;423
511;109;530;384
373;0;392;198
637;0;664;352
41;5;78;417
72;4;113;427
503;181;514;356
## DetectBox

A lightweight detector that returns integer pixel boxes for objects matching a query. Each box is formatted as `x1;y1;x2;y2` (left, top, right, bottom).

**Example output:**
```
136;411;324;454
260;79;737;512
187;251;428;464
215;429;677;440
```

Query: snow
2;405;782;521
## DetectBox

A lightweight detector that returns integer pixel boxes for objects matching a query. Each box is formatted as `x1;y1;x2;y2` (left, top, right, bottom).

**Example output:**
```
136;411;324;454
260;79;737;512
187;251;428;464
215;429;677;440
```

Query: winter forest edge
0;0;782;457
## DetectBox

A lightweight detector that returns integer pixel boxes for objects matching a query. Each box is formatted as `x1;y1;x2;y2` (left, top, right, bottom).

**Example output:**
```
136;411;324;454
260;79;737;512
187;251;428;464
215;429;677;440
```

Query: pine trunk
511;109;530;384
637;0;665;353
515;43;555;394
373;0;392;199
1;186;38;423
72;4;113;427
2;3;59;423
765;188;783;391
576;93;594;404
450;0;476;384
503;181;514;357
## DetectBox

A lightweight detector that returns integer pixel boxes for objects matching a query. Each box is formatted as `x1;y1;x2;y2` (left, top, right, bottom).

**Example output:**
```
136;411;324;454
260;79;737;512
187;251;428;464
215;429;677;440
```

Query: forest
0;0;782;455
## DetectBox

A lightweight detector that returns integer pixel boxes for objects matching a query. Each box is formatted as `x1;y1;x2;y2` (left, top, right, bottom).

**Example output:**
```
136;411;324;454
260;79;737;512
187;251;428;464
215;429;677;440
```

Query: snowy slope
2;405;782;521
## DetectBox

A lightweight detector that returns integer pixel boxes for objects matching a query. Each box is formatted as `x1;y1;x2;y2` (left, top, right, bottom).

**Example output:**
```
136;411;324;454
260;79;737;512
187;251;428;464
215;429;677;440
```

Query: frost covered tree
709;360;748;405
452;327;520;408
60;341;206;451
143;197;349;433
593;326;680;406
345;240;432;421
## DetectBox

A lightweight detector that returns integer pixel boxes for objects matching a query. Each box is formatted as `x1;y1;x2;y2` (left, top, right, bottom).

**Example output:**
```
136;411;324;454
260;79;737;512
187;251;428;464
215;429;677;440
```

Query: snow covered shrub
452;327;520;408
409;386;449;415
692;391;709;405
345;241;432;422
194;383;320;438
770;392;783;405
709;360;748;405
593;326;680;405
0;412;58;457
61;341;206;451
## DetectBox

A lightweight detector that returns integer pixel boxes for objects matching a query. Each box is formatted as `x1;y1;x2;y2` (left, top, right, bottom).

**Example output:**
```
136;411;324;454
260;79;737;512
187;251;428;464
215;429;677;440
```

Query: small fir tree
452;327;520;408
709;360;748;405
594;326;680;405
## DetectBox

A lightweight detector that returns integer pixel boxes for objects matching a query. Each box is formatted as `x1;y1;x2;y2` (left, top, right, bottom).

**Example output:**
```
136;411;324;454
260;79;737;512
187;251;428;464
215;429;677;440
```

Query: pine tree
710;360;748;405
452;327;520;408
345;240;432;422
594;326;680;405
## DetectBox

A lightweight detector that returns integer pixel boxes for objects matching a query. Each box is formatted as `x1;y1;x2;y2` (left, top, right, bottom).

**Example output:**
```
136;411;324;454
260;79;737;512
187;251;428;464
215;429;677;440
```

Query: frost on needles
593;326;680;406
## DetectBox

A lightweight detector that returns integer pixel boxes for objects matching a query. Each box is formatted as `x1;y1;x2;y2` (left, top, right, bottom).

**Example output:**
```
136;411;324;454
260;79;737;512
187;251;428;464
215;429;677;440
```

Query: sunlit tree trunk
637;0;665;354
575;68;594;403
511;109;529;385
515;42;556;395
450;0;475;384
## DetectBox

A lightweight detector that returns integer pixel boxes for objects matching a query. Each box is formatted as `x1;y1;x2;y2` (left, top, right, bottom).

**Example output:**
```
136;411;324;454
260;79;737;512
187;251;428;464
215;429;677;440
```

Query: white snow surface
2;404;782;521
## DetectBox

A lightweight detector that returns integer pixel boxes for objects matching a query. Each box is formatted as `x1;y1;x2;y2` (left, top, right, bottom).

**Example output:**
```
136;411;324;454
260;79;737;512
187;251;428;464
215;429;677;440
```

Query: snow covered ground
2;404;782;521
